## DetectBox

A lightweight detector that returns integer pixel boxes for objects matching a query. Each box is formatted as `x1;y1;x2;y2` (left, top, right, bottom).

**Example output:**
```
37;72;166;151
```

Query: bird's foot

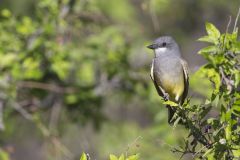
163;93;169;101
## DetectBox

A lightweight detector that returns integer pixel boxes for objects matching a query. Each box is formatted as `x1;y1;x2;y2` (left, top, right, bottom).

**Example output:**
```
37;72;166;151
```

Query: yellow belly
161;77;184;102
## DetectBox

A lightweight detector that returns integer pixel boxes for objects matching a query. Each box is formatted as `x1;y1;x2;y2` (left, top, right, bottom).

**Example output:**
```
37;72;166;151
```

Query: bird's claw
163;93;169;101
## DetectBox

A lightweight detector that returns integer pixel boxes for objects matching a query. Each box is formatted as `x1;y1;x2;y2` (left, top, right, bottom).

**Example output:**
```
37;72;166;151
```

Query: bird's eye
162;42;167;47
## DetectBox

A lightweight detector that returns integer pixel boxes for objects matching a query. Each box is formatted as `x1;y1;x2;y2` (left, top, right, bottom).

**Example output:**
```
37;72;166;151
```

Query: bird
147;36;189;124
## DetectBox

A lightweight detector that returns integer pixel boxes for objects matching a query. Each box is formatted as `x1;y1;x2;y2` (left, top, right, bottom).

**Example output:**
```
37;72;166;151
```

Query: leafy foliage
0;0;142;129
172;21;240;159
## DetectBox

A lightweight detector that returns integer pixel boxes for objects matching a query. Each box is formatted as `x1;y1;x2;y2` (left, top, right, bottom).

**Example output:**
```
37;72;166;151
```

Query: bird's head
147;36;180;56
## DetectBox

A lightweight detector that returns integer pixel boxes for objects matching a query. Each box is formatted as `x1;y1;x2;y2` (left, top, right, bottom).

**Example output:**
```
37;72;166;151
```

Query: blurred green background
0;0;239;159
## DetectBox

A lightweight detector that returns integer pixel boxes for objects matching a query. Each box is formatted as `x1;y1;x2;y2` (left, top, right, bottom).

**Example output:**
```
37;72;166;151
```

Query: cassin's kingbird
147;36;189;124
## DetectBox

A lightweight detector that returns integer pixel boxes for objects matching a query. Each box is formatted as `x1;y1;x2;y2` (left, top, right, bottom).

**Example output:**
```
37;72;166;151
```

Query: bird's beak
147;44;157;49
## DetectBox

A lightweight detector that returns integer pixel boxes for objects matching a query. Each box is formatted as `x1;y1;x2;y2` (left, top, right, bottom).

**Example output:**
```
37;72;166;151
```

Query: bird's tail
167;105;176;124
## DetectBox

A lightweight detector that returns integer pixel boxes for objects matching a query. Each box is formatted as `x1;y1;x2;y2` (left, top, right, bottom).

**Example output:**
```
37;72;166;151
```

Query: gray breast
153;56;183;84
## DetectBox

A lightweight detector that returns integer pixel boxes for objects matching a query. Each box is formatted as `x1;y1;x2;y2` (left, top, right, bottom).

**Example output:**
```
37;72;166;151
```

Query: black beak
147;44;157;49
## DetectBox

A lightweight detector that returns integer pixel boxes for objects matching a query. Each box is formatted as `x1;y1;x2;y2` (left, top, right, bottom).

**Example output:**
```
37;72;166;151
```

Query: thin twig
192;145;207;158
17;81;75;93
226;16;232;33
219;67;233;93
51;136;74;159
157;138;175;149
233;7;240;32
176;107;210;147
125;136;142;157
12;101;73;159
223;16;232;47
12;102;33;120
49;100;62;133
0;101;5;130
172;148;197;160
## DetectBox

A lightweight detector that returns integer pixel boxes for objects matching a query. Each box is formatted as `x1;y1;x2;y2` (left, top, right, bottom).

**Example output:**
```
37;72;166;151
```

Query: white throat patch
155;47;167;53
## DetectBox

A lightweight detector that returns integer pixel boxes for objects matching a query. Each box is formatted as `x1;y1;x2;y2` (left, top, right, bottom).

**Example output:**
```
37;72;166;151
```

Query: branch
219;67;234;93
233;7;240;32
11;101;73;159
175;106;210;147
223;16;231;47
12;101;33;120
49;100;62;133
0;101;5;131
17;81;75;93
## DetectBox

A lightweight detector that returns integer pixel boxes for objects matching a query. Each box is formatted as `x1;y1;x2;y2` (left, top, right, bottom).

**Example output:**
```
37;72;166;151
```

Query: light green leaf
126;154;139;160
233;41;240;51
51;60;70;80
204;68;221;92
0;53;17;68
232;98;240;116
77;62;95;85
198;46;217;54
173;117;181;128
16;17;35;35
21;57;42;79
163;100;178;107
233;149;240;158
202;148;214;158
205;22;220;44
119;154;125;160
80;153;87;160
65;94;78;104
1;9;11;18
234;68;240;88
225;123;231;141
0;149;9;160
109;154;118;160
198;36;216;44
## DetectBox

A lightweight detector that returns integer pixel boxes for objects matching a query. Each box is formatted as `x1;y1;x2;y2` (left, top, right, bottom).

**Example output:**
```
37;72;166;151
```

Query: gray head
147;36;181;57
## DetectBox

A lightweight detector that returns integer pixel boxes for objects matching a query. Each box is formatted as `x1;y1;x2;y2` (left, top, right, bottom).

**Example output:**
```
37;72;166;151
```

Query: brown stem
17;81;75;93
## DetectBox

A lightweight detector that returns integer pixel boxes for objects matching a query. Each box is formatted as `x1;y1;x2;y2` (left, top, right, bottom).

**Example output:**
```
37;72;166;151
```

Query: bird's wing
180;59;189;104
150;60;165;97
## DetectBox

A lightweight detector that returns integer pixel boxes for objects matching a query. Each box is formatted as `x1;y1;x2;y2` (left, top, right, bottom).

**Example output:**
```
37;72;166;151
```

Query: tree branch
17;81;75;93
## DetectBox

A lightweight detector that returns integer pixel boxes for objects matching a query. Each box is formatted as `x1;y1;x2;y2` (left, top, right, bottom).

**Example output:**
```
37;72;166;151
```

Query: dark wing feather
150;74;164;97
180;59;189;105
150;60;164;97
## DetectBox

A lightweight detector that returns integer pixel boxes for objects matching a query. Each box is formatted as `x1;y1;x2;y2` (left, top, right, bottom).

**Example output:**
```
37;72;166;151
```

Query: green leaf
126;154;139;160
51;60;70;80
77;62;95;85
173;117;181;128
1;9;11;18
232;98;240;116
202;148;214;158
220;104;226;122
16;17;35;35
233;149;240;158
198;46;217;54
109;154;118;160
80;152;87;160
0;53;17;68
225;123;232;141
198;36;216;44
21;57;42;79
205;22;221;44
233;41;240;50
163;100;178;107
0;149;9;160
202;68;221;92
199;105;212;119
119;154;125;160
